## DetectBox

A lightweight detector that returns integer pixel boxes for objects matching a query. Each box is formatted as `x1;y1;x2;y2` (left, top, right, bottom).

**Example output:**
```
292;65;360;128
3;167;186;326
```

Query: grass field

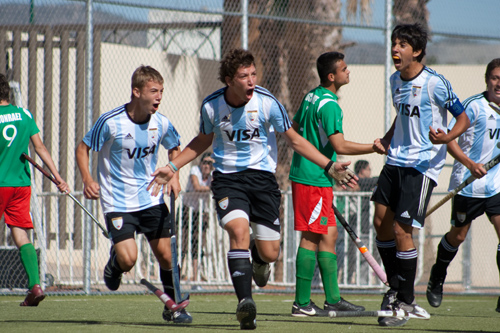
1;292;499;332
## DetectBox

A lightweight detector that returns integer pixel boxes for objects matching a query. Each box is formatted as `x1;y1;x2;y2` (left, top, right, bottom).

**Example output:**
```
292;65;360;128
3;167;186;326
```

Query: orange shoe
20;284;46;306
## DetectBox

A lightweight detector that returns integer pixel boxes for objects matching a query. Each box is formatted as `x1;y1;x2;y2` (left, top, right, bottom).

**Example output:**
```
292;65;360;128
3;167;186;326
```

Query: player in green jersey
0;73;69;306
289;52;385;317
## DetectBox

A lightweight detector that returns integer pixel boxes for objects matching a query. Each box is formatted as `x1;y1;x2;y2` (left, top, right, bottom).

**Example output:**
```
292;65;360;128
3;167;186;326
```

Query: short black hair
391;23;427;62
0;73;10;102
354;160;369;175
317;52;345;84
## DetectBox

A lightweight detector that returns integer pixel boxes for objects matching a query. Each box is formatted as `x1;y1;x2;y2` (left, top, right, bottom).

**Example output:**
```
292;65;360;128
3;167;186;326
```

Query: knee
230;230;250;248
259;251;279;263
117;254;137;272
156;253;172;269
255;242;280;263
449;233;466;246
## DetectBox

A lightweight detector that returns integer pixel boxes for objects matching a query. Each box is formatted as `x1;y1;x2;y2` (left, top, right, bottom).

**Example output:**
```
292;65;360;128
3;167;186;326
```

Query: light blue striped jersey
387;66;464;183
448;92;500;197
83;105;181;213
200;86;292;173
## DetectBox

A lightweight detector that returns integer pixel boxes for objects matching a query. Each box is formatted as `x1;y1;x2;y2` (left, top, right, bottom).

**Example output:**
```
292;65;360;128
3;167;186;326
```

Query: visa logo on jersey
125;145;157;159
488;128;500;140
395;103;421;118
224;129;260;141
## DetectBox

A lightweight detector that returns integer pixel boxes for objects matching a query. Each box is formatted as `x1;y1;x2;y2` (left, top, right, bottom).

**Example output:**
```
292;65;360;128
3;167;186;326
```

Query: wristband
324;160;334;172
168;161;178;172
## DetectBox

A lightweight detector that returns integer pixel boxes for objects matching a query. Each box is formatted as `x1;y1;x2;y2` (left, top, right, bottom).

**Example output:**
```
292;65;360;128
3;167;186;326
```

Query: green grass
1;293;499;332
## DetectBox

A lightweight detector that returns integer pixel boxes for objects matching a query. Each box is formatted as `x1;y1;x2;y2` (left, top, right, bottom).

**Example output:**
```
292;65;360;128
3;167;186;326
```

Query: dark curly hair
218;48;255;85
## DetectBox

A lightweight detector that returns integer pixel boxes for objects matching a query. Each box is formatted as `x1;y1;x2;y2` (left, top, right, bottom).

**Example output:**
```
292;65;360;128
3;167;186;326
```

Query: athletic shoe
252;260;270;287
324;298;365;311
378;289;409;327
103;246;122;291
426;264;445;308
20;284;45;307
292;300;329;317
392;299;431;320
496;297;500;313
162;306;193;324
236;297;257;330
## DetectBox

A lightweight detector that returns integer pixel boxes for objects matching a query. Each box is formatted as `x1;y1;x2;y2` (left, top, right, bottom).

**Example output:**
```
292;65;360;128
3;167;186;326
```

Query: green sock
318;251;340;304
19;243;40;289
295;247;316;306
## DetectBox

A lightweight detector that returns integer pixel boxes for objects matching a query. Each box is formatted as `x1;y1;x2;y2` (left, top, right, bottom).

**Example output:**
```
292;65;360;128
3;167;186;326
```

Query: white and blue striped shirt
200;86;292;174
83;105;181;213
387;66;464;183
448;93;500;197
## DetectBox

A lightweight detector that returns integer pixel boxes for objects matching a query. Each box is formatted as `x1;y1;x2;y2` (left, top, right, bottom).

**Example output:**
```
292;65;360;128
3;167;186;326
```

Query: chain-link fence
1;0;499;296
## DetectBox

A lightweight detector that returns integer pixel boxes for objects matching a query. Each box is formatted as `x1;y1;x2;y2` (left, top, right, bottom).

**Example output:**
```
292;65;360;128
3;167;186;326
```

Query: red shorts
0;187;33;229
292;181;335;234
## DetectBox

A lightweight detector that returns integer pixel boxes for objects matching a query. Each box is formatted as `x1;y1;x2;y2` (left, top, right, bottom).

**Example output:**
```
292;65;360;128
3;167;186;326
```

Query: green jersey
0;104;39;187
289;86;343;187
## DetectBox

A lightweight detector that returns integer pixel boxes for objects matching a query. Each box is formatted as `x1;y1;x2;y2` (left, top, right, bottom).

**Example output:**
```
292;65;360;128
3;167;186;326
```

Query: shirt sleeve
269;98;292;133
200;104;214;135
433;77;464;117
318;99;343;136
160;121;181;150
83;120;111;152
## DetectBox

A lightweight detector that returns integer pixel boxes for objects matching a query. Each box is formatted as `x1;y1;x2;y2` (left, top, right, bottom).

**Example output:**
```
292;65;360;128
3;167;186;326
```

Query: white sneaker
393;299;431;320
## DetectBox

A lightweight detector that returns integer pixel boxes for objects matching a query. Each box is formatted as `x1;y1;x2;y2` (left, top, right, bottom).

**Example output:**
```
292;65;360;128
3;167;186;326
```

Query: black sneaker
249;237;270;287
252;261;270;287
162;306;193;324
324;298;365;311
378;290;409;327
236;298;257;330
427;264;445;308
103;246;122;291
292;300;329;317
496;297;500;313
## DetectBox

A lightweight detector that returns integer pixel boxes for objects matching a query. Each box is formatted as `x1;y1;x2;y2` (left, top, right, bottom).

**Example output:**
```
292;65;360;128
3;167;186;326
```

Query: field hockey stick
332;204;388;286
170;193;189;303
22;153;109;238
328;309;429;320
140;278;189;312
426;151;500;217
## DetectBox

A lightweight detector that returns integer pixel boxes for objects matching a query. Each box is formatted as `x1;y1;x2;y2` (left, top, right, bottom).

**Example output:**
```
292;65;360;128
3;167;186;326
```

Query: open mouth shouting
392;55;402;67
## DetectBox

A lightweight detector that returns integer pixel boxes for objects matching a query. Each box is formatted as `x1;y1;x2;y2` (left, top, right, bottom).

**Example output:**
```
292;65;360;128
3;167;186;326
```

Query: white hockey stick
328;309;429;319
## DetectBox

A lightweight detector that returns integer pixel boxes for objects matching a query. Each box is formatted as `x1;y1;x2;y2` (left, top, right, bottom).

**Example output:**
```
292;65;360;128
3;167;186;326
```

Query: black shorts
105;204;171;243
451;192;500;227
211;169;281;233
371;165;435;228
